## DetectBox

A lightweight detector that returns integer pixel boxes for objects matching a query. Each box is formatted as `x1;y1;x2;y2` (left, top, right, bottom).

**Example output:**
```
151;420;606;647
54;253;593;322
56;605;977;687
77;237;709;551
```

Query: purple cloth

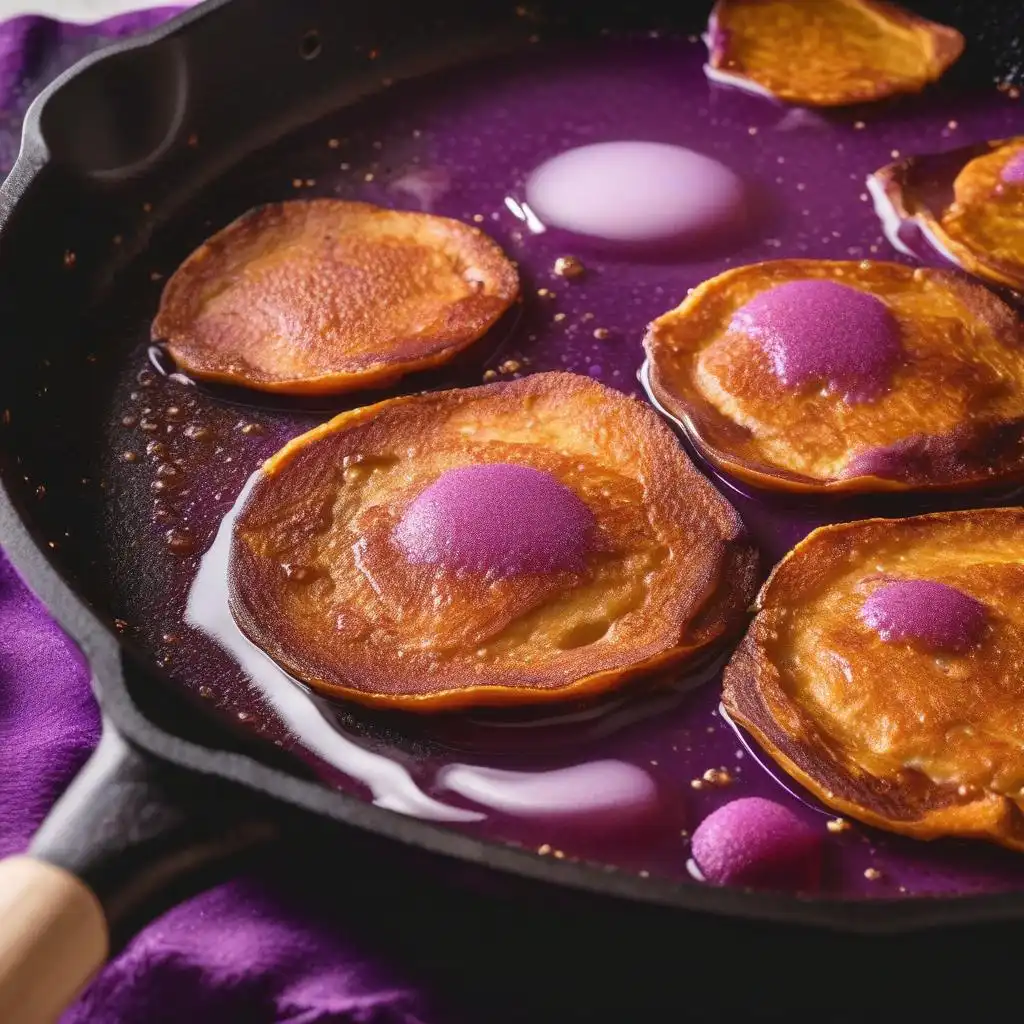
0;9;432;1022
1;551;427;1024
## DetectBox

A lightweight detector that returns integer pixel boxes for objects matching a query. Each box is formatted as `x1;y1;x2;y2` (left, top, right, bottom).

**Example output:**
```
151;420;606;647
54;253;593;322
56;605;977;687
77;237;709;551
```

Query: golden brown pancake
870;137;1024;293
152;199;519;395
644;258;1024;493
705;0;963;107
228;372;757;712
723;509;1024;850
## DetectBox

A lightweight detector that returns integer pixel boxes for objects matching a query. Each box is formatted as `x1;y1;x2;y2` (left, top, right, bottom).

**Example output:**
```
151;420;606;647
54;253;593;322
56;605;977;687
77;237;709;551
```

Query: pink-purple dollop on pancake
841;433;964;480
860;579;988;652
691;797;821;890
1000;149;1024;184
731;279;902;402
394;463;595;576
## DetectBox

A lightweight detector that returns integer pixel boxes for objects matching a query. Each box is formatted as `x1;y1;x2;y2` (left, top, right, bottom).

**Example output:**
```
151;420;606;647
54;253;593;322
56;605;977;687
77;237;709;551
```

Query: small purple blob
731;279;902;403
1000;149;1024;184
394;463;595;577
860;579;988;652
691;797;821;890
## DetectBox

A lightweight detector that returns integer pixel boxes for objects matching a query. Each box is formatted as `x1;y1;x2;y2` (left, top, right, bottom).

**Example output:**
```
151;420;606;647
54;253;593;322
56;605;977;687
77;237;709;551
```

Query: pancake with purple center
704;0;963;108
723;508;1024;850
644;258;1024;492
870;136;1024;293
228;372;757;711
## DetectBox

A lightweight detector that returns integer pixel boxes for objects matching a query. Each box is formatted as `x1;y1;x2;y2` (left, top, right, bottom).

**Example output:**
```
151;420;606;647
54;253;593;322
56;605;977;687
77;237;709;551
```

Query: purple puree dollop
841;433;963;480
393;463;595;576
1000;149;1024;184
731;279;902;403
691;797;822;890
860;579;989;652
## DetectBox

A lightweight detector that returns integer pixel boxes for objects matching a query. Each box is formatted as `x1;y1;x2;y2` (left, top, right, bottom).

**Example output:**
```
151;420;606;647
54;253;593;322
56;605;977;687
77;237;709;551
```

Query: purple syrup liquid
102;36;1024;898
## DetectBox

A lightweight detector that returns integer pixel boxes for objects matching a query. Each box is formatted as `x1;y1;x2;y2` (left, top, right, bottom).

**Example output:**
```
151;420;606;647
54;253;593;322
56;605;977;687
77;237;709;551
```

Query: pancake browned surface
871;137;1024;292
152;199;519;395
644;258;1024;493
724;509;1024;850
228;372;757;712
706;0;963;107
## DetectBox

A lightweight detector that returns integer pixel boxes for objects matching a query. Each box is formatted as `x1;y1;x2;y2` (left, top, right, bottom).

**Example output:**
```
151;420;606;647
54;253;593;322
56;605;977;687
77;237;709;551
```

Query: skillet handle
0;720;278;1023
0;856;107;1024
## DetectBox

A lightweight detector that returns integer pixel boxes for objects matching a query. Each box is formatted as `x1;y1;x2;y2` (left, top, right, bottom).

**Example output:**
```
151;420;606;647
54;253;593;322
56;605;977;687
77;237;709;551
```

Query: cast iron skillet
0;0;1023;1018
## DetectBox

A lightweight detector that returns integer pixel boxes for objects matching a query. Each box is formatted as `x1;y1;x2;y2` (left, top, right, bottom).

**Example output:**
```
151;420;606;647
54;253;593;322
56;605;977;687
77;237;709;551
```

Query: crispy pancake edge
152;199;520;395
722;508;1024;850
643;258;1024;494
706;0;964;108
227;371;759;712
872;138;1024;293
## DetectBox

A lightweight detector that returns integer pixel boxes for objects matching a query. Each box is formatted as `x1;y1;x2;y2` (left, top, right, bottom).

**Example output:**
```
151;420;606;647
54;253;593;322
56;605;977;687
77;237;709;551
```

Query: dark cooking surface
47;34;1024;897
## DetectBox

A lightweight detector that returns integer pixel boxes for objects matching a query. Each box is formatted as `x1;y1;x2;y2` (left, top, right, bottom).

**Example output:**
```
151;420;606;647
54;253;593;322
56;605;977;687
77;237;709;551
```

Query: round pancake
644;258;1024;493
152;199;519;395
228;372;757;712
723;508;1024;851
705;0;963;108
870;137;1024;293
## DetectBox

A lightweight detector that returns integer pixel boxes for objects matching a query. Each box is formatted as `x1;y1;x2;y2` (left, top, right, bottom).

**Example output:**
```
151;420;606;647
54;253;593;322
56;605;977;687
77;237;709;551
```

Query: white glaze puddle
185;471;484;823
865;172;914;256
437;759;659;829
525;140;746;244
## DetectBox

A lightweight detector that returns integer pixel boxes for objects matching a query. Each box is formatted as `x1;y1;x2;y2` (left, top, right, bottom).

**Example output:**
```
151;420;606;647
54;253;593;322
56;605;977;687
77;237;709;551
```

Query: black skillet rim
1;0;1023;936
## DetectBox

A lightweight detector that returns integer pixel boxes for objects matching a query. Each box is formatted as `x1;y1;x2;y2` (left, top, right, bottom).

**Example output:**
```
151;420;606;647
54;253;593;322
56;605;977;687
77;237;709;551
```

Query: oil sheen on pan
94;18;1024;899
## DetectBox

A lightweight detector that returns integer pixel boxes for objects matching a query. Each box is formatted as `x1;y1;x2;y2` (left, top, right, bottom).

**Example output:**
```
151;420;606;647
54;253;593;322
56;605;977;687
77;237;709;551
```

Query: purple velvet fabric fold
1;530;426;1023
0;8;433;1022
